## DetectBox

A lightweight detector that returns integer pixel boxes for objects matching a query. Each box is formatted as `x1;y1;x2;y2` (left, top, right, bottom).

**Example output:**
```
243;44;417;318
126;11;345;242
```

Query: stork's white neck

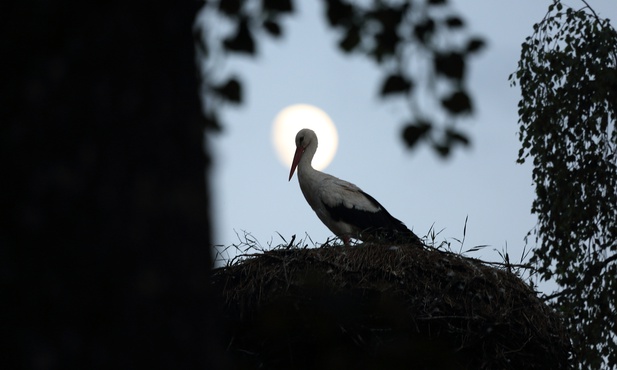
297;140;318;178
295;139;328;214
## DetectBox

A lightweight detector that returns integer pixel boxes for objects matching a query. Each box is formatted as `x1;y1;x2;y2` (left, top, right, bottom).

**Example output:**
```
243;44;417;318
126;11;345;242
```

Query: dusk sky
205;0;616;293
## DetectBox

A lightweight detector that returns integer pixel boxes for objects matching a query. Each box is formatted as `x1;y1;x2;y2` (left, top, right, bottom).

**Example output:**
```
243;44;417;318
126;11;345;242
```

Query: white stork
288;128;421;246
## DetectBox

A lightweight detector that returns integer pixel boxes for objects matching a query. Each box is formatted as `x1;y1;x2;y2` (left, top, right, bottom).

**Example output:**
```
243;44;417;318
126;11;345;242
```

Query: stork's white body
289;129;420;245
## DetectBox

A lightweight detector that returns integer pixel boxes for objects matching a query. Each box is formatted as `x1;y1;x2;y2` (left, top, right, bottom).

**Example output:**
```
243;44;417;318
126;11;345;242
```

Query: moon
272;104;339;171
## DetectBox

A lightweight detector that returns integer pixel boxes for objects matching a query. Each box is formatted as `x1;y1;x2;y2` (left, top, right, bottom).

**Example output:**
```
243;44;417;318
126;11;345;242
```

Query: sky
205;0;616;291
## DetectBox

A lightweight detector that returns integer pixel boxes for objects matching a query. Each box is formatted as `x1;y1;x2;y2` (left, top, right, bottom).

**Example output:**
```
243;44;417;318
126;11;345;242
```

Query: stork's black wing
323;190;421;244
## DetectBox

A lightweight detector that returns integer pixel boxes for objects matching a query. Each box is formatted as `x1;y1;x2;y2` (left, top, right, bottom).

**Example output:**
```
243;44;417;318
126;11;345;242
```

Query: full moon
272;104;339;171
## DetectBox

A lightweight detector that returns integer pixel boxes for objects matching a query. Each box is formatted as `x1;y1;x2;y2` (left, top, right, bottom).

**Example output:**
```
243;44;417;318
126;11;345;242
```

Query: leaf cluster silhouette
197;0;484;157
511;1;617;368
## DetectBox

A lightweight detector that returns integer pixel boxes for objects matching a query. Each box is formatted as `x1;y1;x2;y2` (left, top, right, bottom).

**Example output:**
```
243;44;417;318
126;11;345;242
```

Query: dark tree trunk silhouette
2;1;219;368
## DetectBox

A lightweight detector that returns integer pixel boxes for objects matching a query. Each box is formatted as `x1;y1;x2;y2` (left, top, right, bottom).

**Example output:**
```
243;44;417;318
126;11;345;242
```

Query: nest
212;241;570;370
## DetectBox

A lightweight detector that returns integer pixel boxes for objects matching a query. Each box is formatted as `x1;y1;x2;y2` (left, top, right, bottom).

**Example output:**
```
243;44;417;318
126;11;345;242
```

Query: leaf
339;25;360;52
214;78;242;103
446;128;470;146
414;19;435;44
368;6;405;27
466;38;485;53
219;0;243;16
433;143;450;157
434;52;465;79
445;16;464;28
262;0;293;13
223;19;255;54
325;0;354;27
441;90;472;114
374;28;400;58
380;74;413;96
263;20;281;37
402;121;431;148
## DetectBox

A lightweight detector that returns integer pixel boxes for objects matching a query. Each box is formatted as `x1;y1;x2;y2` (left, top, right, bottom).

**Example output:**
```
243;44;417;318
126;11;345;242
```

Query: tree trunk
2;1;220;368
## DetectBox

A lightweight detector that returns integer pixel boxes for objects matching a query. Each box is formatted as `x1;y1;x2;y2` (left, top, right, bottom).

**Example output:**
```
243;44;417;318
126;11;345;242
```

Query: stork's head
289;129;318;181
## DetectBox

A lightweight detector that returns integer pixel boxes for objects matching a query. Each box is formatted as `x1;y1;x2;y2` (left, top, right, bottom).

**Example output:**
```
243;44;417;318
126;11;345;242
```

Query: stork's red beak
288;145;304;181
